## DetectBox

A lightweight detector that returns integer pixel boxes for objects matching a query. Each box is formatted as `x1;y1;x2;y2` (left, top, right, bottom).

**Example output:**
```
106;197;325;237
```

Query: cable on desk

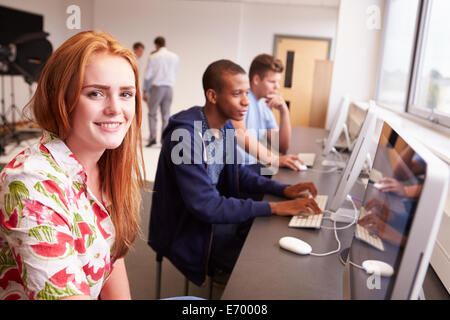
331;147;345;163
310;218;341;257
320;196;359;231
309;195;359;257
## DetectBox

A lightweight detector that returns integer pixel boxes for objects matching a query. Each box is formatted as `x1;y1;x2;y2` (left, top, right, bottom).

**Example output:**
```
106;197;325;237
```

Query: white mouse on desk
279;236;312;255
362;260;394;277
373;182;385;190
295;161;308;171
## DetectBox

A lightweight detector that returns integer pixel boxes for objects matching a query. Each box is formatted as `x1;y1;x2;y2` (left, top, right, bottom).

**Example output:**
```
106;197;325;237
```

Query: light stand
0;32;52;156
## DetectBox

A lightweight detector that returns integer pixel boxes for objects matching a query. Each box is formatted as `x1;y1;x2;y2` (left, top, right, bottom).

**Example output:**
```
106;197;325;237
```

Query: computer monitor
322;95;351;155
343;119;449;300
328;103;383;213
346;102;369;149
323;97;370;156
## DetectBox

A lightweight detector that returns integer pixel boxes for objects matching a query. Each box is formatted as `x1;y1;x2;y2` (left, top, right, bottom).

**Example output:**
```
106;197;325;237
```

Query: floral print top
0;132;116;300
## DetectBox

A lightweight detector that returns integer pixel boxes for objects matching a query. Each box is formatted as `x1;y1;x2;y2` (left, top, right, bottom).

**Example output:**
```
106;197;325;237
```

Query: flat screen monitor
346;103;369;146
343;119;449;299
322;95;351;155
328;104;383;212
323;98;369;155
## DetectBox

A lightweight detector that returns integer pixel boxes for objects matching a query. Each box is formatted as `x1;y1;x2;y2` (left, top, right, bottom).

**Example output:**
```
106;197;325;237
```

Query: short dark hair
249;54;284;82
133;42;144;50
202;59;246;96
154;36;166;47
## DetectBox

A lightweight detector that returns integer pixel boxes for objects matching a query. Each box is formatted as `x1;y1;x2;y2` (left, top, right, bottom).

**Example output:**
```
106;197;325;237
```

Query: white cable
331;147;344;162
348;260;364;270
309;195;359;257
310;218;341;257
320;197;359;231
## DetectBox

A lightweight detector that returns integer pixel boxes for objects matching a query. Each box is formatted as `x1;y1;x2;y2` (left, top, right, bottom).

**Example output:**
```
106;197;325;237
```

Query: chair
155;253;228;300
155;253;189;299
154;222;249;299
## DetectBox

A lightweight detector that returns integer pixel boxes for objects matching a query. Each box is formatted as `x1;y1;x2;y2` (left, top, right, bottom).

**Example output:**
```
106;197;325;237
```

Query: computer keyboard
289;195;328;229
369;168;383;183
297;153;316;167
355;224;385;251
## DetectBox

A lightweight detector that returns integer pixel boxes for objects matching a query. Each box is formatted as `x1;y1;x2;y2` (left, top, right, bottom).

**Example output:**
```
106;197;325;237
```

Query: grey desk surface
222;126;363;300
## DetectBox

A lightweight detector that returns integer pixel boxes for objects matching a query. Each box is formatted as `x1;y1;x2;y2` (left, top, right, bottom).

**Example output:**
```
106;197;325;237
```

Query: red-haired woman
0;31;145;300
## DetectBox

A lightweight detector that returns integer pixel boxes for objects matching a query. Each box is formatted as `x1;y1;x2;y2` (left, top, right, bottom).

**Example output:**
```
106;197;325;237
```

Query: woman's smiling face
66;52;136;153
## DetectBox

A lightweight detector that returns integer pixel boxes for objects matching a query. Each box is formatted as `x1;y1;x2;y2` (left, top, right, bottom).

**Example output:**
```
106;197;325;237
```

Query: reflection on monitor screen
347;103;369;143
346;120;449;300
322;95;350;155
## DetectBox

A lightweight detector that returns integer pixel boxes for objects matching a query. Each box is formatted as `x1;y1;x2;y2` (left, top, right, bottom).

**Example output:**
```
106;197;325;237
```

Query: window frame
376;0;450;128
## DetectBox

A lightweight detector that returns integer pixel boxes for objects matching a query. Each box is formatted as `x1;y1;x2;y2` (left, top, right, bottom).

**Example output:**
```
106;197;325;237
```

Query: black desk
222;126;364;299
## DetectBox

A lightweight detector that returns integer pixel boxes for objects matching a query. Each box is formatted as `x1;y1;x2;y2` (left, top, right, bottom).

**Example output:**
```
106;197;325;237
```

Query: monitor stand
418;287;426;300
339;247;350;265
342;123;352;152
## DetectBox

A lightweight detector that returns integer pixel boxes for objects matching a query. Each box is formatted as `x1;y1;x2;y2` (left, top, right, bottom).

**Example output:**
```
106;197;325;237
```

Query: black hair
154;36;166;47
132;42;144;50
202;59;246;97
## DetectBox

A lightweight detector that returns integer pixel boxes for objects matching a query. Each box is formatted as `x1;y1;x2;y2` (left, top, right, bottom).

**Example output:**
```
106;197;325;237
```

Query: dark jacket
148;106;288;286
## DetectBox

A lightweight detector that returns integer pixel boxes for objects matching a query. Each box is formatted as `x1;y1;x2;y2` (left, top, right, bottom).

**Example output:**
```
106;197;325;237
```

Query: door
274;35;332;127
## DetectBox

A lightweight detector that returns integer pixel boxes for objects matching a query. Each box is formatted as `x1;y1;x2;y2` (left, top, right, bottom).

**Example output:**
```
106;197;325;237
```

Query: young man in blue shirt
148;59;320;287
233;54;305;175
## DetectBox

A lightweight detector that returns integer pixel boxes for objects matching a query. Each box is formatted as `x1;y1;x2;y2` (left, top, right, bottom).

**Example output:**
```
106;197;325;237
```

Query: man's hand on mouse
283;182;317;199
269;198;322;216
277;154;306;171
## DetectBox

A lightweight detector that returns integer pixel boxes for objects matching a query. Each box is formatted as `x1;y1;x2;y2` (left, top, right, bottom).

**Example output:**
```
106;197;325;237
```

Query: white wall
326;0;385;129
1;0;338;137
93;0;338;118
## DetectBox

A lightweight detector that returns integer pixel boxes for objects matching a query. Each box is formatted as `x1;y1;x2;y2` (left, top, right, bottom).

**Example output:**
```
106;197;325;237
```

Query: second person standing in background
143;36;179;147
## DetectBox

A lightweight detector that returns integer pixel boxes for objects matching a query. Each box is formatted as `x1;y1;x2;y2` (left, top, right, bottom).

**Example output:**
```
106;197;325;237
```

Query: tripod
0;75;39;156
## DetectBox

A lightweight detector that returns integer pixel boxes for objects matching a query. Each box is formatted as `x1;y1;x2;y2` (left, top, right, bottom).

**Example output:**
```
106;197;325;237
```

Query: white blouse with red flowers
0;132;116;300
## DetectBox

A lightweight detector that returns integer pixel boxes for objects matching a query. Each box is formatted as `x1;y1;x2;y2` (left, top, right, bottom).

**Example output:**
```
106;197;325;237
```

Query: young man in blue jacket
148;59;321;287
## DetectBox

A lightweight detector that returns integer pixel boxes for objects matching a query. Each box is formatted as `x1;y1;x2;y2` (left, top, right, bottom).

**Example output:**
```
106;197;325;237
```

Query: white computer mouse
362;260;394;277
279;236;312;255
295;161;308;171
373;182;384;190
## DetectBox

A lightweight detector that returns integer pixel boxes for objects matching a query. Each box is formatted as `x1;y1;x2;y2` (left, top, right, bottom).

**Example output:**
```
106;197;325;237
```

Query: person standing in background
143;36;179;147
132;42;145;60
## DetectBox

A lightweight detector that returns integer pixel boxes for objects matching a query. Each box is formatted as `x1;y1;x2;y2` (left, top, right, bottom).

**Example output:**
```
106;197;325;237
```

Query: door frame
272;34;333;60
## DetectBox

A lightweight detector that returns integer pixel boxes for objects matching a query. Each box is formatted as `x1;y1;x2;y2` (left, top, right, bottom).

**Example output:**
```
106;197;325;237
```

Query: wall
0;0;337;138
326;0;385;129
92;0;338;119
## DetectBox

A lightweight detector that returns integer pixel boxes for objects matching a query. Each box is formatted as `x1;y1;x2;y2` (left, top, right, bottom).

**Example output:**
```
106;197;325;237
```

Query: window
377;0;450;127
409;0;450;126
377;0;420;112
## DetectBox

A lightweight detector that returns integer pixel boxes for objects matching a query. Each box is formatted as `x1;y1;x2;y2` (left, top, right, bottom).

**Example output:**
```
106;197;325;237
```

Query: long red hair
28;30;145;259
